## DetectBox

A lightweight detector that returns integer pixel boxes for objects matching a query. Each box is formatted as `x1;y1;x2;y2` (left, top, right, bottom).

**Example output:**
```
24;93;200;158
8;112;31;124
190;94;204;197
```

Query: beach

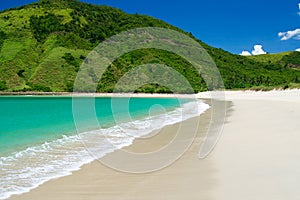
8;90;300;200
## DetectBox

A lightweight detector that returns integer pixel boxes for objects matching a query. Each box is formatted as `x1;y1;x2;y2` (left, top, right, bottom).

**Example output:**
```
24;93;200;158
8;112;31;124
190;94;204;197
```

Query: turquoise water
0;96;185;156
0;96;209;200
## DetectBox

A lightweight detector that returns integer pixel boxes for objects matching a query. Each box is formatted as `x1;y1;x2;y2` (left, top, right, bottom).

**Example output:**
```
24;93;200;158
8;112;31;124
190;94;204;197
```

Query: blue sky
0;0;299;54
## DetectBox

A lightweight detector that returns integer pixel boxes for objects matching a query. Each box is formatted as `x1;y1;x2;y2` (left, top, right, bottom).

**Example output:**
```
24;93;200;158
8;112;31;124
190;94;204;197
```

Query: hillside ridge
0;0;299;93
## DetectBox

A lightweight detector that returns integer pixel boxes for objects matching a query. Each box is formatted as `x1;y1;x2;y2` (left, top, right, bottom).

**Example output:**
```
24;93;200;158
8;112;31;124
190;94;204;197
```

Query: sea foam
0;100;209;200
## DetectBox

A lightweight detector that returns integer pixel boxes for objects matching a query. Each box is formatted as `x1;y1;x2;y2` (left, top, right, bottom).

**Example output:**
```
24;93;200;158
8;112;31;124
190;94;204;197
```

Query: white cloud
240;51;252;56
296;48;300;52
252;45;267;55
278;29;300;40
240;45;267;56
278;32;285;37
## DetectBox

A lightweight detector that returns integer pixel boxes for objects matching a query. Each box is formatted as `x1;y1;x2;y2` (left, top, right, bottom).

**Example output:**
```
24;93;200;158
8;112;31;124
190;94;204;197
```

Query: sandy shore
0;92;195;98
8;90;300;200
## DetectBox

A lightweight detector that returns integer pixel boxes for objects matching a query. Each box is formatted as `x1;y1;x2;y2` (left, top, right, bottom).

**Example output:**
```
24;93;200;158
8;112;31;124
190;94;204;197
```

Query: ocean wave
0;100;209;200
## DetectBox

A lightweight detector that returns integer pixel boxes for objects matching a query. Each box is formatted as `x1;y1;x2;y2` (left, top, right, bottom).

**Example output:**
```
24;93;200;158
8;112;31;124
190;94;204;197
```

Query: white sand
208;90;300;199
8;90;300;200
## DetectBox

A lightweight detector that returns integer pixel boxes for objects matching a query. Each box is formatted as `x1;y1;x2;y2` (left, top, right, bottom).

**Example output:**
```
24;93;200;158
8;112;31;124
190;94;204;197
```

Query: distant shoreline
0;92;198;98
1;89;299;98
0;92;73;96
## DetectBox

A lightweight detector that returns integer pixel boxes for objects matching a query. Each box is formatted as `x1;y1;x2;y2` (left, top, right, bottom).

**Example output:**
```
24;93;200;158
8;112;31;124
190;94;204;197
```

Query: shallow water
0;96;209;199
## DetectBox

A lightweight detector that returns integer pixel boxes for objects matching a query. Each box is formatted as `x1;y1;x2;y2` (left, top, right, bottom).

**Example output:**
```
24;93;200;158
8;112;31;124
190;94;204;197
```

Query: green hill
0;0;299;93
248;51;300;70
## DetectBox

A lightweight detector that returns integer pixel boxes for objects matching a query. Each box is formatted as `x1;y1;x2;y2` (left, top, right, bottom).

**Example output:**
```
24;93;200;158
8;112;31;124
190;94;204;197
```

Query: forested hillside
0;0;299;93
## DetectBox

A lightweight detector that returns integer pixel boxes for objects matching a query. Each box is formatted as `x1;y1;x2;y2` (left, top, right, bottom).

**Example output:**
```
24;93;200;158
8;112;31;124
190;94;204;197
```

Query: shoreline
1;88;299;98
0;92;196;98
6;90;300;200
2;98;212;200
8;99;218;200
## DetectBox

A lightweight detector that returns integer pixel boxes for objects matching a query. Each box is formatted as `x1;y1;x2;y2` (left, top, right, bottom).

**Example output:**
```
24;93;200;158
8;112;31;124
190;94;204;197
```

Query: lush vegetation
0;31;6;49
0;0;299;93
97;49;206;93
281;52;300;69
248;51;300;70
205;48;300;89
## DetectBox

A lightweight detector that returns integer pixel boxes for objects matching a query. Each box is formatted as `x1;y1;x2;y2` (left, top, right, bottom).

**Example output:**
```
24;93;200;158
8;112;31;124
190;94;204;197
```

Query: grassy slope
248;52;292;64
248;51;300;69
0;0;299;92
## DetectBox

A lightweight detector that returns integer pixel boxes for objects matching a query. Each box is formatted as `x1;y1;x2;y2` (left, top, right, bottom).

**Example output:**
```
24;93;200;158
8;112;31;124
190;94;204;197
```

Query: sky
0;0;299;55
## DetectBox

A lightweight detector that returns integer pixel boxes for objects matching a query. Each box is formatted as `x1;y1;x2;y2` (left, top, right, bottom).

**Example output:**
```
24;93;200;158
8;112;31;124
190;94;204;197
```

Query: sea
0;96;209;199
